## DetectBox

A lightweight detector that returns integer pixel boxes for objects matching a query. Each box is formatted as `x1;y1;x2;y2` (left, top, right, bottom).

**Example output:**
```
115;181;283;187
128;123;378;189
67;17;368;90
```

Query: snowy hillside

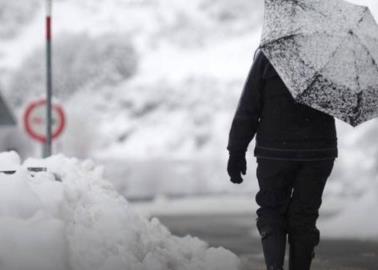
0;0;263;158
0;152;241;270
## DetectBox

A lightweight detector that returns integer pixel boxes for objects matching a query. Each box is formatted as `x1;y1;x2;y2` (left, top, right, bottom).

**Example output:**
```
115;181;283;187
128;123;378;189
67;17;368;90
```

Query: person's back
227;50;337;270
228;51;338;159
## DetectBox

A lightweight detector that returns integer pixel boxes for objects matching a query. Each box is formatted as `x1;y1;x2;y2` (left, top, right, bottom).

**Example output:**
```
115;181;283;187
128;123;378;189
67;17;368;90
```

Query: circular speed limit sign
23;99;66;143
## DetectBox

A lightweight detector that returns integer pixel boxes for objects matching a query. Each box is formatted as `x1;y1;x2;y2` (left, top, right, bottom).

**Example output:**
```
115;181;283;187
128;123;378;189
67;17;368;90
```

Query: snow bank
0;151;20;171
0;152;240;270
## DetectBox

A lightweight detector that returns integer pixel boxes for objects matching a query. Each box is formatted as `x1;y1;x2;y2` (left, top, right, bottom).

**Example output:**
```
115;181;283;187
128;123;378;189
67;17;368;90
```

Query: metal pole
44;0;53;158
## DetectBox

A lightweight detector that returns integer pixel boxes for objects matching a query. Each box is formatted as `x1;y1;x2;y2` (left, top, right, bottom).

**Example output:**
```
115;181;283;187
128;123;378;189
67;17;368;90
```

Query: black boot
287;226;319;270
288;242;315;270
260;229;286;270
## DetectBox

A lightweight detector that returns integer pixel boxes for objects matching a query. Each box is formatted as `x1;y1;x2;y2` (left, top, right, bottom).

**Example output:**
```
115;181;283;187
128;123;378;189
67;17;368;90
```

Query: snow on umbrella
260;0;378;127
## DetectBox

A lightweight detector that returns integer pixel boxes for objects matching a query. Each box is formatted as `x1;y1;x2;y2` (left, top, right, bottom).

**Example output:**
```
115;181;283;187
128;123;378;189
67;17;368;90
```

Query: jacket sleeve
227;51;265;152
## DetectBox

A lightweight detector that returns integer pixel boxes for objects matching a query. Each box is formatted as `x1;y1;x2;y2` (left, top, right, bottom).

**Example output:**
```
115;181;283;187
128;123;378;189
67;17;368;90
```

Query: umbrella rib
354;9;378;70
351;48;363;123
262;5;369;50
294;1;327;18
300;34;352;98
357;7;369;24
260;32;301;49
315;33;352;76
357;38;378;75
261;30;343;50
352;48;361;93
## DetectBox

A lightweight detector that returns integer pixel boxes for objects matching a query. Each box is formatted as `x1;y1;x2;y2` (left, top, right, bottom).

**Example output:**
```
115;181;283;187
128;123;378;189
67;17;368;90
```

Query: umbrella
260;0;378;127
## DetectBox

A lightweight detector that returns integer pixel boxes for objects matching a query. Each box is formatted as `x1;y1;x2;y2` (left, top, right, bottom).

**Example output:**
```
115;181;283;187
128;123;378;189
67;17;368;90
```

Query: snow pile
0;152;240;270
0;150;20;171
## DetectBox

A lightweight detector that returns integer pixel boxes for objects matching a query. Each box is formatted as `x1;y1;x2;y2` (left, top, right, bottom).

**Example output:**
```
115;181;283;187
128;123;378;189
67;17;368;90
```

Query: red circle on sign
23;99;66;143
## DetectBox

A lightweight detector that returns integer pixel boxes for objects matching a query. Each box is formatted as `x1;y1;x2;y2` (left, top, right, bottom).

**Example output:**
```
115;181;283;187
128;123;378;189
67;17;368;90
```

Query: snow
321;192;378;239
129;190;378;241
130;192;347;219
0;151;20;171
0;0;377;241
130;188;378;241
131;195;255;217
320;175;378;239
138;33;260;83
0;152;241;270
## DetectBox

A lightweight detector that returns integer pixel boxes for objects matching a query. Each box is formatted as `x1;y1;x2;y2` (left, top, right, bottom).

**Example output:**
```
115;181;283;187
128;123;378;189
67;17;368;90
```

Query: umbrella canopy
260;0;378;127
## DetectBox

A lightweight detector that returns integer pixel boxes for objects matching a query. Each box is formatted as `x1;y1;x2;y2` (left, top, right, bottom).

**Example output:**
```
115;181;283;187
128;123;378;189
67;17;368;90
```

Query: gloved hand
227;151;247;184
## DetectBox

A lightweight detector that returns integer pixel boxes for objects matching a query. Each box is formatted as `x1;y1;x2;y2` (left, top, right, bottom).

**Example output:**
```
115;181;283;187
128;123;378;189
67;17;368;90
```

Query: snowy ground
155;214;378;270
0;152;240;270
130;191;378;240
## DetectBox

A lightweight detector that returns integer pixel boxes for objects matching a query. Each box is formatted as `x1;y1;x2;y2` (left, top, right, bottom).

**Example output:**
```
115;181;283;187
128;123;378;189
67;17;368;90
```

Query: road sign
0;93;16;126
23;99;66;143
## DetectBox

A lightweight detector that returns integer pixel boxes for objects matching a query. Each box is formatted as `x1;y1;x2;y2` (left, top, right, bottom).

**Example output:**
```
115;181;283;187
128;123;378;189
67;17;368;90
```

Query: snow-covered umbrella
260;0;378;127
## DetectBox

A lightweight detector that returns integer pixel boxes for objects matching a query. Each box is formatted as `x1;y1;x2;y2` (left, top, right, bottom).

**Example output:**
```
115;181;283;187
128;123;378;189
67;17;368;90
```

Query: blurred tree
200;0;263;34
0;0;40;39
9;33;138;107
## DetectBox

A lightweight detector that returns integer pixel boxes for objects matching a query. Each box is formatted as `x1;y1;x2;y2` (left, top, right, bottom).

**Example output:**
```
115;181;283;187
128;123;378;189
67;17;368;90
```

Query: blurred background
0;0;377;254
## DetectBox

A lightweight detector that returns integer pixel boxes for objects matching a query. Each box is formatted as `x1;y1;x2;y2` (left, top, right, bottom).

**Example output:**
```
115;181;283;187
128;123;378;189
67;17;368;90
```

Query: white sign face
24;100;66;143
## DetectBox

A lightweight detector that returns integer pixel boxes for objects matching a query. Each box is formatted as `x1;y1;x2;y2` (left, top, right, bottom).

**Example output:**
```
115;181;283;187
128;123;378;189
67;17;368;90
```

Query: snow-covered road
154;214;378;270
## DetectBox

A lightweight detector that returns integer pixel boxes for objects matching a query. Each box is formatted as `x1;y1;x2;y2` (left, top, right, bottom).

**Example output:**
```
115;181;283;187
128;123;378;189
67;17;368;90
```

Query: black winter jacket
227;51;338;160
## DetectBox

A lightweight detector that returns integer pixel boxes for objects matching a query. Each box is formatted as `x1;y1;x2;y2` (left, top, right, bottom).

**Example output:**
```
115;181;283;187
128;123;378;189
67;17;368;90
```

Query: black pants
255;158;335;249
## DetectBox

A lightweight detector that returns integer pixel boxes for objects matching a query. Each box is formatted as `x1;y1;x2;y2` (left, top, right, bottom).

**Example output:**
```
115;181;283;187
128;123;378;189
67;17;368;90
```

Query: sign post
45;0;53;157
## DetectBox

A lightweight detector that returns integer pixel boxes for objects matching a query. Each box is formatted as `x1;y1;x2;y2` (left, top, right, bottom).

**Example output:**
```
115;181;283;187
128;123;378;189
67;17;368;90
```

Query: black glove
227;151;247;184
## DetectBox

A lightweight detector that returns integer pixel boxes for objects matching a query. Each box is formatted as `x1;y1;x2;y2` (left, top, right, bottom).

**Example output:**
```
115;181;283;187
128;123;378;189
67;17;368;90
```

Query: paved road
156;214;378;270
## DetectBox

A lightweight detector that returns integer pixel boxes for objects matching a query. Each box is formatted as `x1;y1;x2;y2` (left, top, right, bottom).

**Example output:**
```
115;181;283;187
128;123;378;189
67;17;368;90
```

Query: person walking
227;50;337;270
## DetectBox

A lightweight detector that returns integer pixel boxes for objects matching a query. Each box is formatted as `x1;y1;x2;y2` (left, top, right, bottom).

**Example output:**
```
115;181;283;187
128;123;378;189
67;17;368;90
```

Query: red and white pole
44;0;53;158
46;0;52;41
